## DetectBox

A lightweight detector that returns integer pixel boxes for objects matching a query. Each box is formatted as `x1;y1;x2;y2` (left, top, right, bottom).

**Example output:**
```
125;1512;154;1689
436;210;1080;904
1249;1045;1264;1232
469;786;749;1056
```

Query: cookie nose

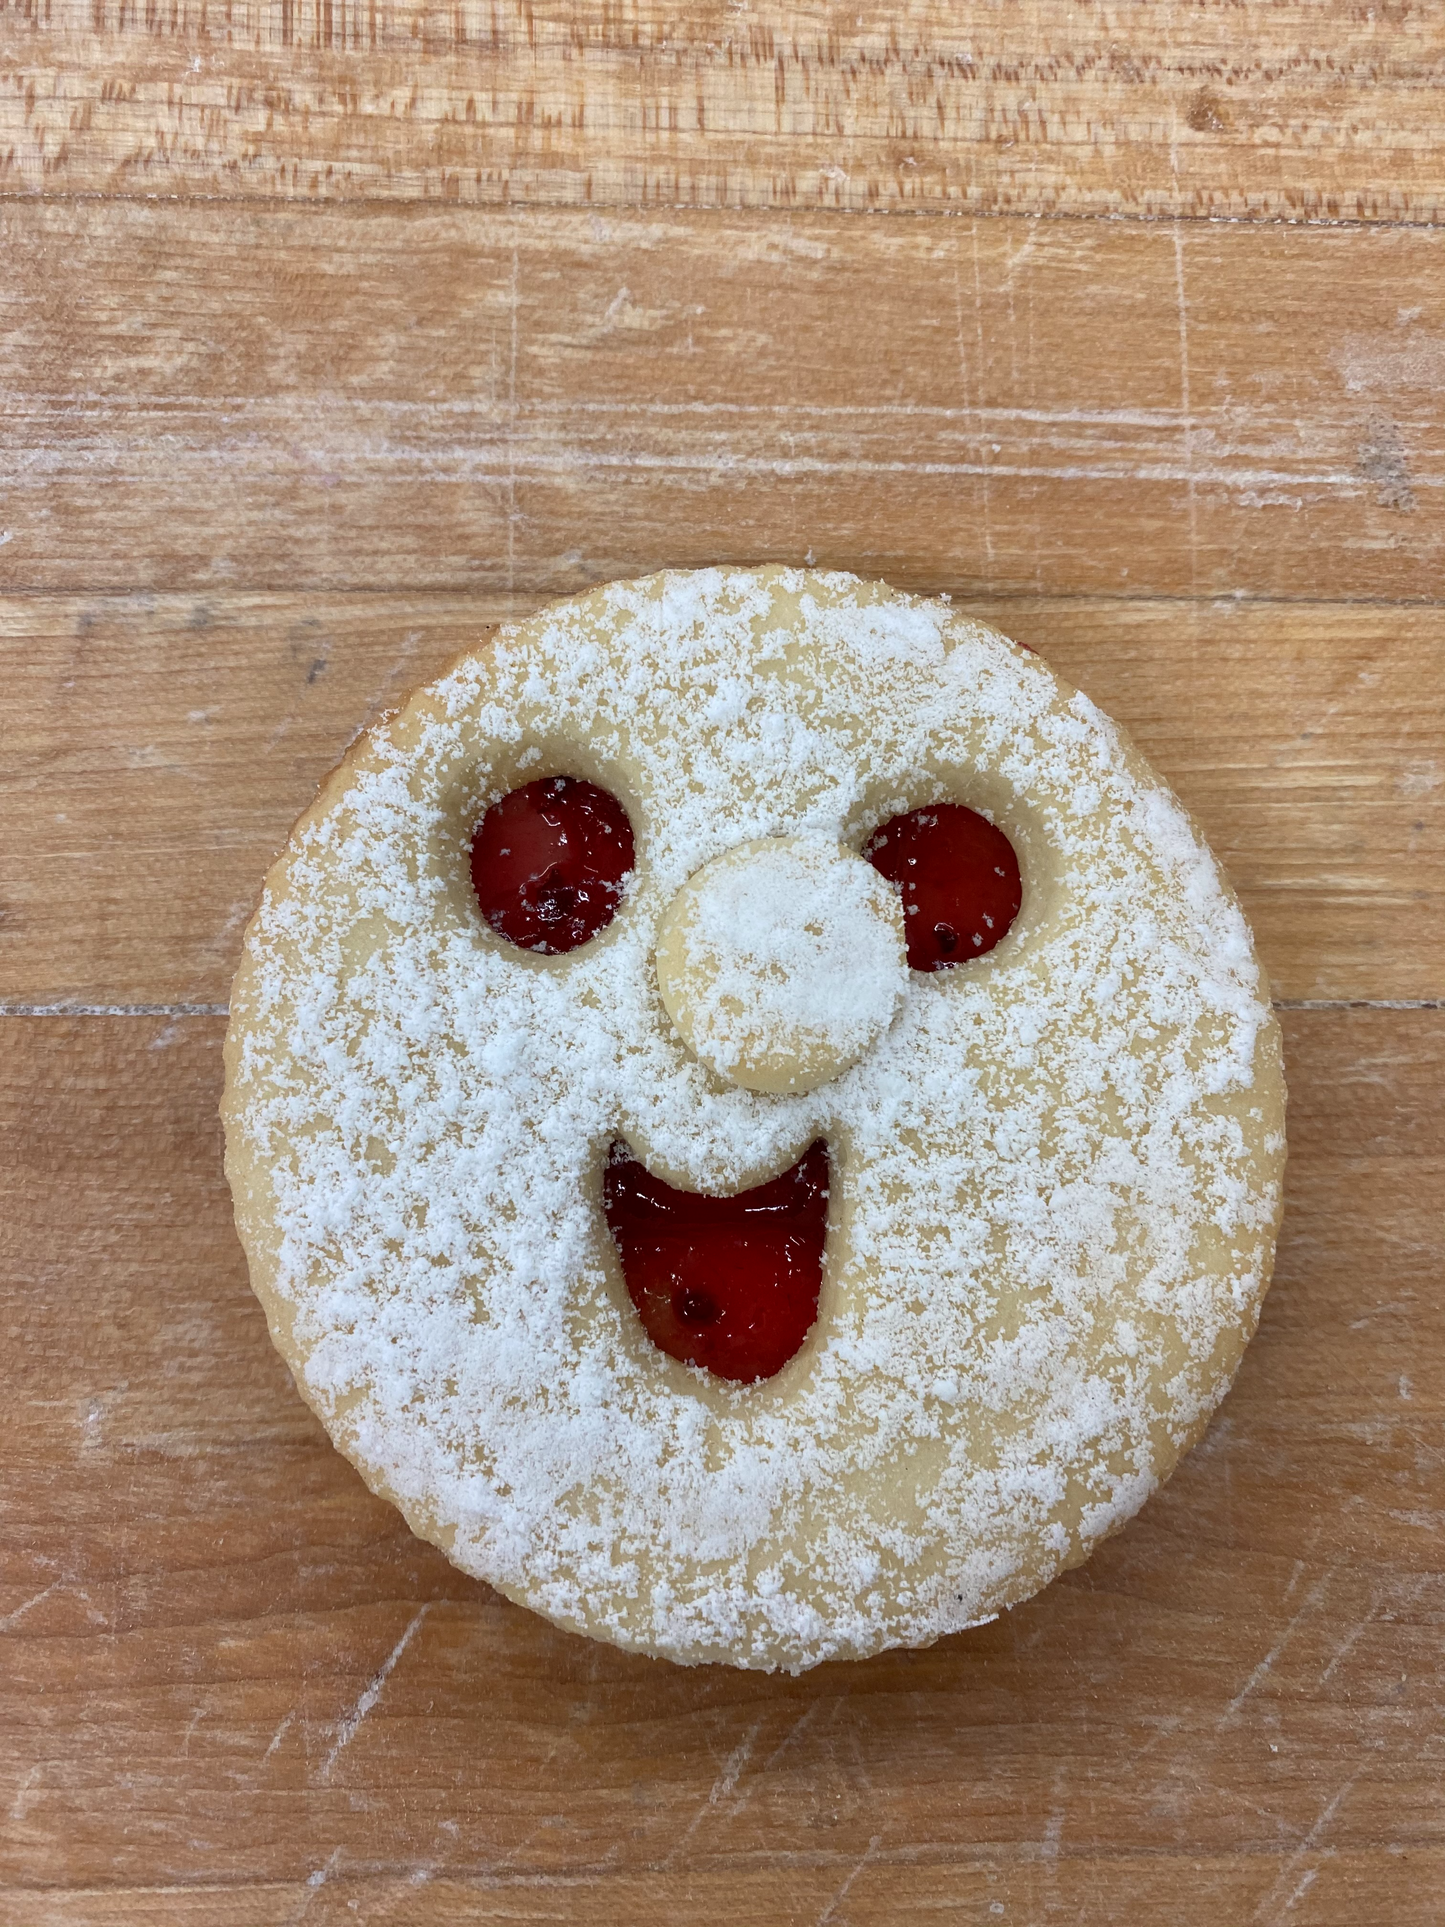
655;837;909;1095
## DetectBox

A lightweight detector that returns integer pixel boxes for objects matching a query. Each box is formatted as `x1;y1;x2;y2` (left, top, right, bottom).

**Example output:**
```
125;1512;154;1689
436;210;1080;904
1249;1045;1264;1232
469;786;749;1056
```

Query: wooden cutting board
2;9;1442;1922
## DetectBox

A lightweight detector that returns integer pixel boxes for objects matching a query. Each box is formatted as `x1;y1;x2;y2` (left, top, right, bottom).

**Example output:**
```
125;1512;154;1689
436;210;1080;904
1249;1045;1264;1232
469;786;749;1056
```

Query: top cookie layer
222;567;1285;1673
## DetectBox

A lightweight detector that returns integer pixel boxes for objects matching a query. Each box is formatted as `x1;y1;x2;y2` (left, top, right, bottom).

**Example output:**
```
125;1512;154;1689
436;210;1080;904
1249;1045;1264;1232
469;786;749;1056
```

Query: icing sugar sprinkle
225;567;1284;1674
665;839;906;1086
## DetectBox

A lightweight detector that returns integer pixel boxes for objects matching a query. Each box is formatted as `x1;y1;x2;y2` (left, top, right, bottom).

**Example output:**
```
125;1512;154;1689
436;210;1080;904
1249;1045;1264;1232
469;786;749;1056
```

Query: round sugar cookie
222;567;1285;1674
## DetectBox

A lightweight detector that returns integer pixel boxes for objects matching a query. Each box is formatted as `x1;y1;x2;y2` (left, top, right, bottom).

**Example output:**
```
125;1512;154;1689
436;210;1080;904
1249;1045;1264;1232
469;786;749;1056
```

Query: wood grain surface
3;203;1444;602
4;1;1445;221
4;0;1444;1919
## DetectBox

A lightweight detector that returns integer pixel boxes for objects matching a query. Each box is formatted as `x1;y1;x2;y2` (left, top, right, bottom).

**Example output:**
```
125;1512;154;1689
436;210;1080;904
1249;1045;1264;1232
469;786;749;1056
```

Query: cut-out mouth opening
602;1140;829;1384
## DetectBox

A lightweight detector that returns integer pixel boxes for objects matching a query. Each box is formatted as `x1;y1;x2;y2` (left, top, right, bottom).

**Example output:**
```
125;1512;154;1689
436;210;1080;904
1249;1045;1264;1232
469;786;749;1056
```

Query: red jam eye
471;777;635;955
603;1141;829;1385
864;803;1022;972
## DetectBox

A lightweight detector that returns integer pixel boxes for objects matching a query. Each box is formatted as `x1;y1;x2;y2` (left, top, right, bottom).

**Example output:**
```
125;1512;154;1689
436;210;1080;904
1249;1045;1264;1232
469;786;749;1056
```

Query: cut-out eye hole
864;804;1022;972
471;776;635;955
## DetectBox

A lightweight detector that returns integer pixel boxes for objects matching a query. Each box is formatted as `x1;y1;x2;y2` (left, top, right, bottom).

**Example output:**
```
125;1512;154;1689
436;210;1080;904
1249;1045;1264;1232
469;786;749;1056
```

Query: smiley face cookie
222;567;1285;1673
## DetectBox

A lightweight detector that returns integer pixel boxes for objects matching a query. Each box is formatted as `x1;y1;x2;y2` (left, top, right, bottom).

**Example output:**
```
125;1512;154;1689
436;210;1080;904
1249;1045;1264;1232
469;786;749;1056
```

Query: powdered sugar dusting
660;838;906;1090
223;567;1284;1673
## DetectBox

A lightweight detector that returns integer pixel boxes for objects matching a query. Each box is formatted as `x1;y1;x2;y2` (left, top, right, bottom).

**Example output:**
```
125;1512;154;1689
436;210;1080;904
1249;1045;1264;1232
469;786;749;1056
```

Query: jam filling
603;1141;829;1384
471;776;634;954
864;804;1022;972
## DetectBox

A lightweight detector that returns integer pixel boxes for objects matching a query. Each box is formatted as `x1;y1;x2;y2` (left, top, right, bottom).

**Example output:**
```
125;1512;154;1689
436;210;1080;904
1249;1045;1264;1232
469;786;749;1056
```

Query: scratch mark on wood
0;1583;58;1632
1172;222;1199;599
1221;1574;1334;1721
843;1709;875;1793
507;244;520;594
1041;1784;1066;1862
697;1694;836;1841
659;1718;763;1868
293;1847;344;1923
1319;1606;1376;1686
319;1603;430;1782
999;226;1039;294
1349;1299;1416;1329
263;1708;298;1760
1252;1773;1359;1923
485;1815;567;1877
762;1696;831;1772
9;1764;42;1822
816;1832;882;1926
951;225;996;573
1275;1868;1321;1919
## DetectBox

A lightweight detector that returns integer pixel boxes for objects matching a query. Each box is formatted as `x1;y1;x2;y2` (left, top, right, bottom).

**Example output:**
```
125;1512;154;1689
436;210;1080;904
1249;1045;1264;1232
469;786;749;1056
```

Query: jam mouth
602;1140;830;1384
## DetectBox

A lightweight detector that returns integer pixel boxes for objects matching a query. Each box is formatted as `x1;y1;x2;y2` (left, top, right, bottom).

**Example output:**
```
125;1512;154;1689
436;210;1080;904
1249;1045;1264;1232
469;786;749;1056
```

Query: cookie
223;567;1285;1673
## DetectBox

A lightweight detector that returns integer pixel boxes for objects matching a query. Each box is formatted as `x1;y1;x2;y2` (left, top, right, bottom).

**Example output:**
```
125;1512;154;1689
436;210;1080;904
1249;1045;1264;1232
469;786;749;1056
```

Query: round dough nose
655;836;909;1096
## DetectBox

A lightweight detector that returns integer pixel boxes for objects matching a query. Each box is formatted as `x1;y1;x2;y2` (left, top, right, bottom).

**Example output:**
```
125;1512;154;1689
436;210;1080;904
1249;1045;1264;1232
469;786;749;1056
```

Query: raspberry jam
603;1141;829;1384
864;804;1021;972
471;777;634;954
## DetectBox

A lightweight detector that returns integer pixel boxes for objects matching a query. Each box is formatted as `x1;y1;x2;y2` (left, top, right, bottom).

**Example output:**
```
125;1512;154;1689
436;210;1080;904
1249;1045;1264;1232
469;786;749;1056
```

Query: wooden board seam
2;998;1440;1016
4;191;1445;236
3;584;1445;613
